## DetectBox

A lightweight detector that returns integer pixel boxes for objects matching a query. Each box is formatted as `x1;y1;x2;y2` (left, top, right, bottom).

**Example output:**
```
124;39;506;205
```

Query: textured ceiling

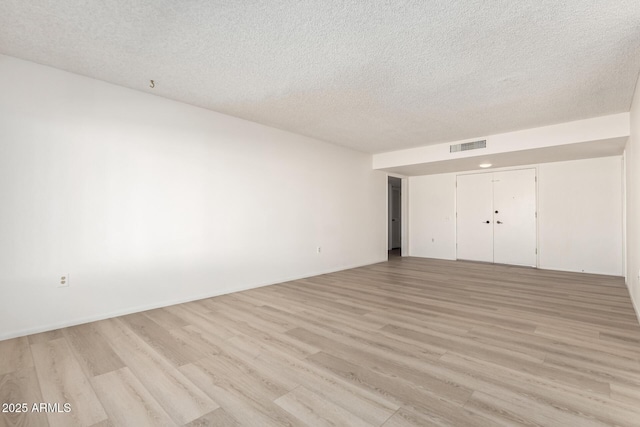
1;1;640;153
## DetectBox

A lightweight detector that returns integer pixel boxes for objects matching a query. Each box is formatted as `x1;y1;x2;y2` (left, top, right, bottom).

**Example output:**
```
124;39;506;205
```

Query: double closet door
456;168;537;267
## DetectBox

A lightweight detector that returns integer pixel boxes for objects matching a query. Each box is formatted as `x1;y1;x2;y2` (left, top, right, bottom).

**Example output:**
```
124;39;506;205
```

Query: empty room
2;1;640;426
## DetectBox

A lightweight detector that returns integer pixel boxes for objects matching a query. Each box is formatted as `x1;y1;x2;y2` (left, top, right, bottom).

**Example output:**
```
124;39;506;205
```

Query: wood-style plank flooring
1;257;640;426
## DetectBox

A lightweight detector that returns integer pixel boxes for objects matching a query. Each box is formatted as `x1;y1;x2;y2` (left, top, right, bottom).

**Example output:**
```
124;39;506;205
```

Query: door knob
484;220;490;224
497;220;503;224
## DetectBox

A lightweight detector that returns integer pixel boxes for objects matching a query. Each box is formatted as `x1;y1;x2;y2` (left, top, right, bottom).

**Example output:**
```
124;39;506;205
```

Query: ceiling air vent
450;140;486;153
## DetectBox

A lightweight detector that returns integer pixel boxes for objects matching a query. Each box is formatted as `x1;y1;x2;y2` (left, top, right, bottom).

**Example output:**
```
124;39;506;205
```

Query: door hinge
535;248;538;254
535;211;537;218
535;176;537;182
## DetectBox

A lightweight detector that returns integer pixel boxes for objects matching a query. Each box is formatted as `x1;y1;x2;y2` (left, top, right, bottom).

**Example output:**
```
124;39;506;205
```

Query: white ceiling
1;1;640;154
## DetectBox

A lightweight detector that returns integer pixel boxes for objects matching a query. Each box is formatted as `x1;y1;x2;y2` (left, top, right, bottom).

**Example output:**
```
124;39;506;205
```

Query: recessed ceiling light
479;163;492;168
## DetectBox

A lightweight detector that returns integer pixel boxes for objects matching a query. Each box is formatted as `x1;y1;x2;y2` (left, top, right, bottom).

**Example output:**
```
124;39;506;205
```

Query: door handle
497;221;503;224
484;220;490;224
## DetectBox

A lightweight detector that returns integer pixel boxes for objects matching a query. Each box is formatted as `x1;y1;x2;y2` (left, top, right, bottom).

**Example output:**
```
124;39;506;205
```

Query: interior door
391;186;401;249
493;169;537;266
456;173;494;262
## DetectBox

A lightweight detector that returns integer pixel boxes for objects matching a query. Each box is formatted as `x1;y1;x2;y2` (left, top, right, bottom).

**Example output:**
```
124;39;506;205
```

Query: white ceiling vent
450;140;486;153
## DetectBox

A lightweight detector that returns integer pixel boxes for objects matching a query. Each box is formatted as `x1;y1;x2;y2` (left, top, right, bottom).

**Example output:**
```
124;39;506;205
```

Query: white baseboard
0;258;387;341
630;287;640;326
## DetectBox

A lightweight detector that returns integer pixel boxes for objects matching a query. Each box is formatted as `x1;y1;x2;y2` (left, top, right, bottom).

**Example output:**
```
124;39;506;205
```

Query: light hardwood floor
1;257;640;426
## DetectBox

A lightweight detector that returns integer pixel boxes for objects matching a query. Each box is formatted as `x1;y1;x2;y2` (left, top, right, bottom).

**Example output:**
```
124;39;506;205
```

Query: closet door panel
456;173;494;263
493;169;537;267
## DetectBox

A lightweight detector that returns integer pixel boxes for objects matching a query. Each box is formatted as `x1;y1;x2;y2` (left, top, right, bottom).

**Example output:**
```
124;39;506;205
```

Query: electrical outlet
59;274;69;287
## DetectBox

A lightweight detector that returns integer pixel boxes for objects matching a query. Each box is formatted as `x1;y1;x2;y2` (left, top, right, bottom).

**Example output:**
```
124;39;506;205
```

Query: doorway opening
388;176;402;258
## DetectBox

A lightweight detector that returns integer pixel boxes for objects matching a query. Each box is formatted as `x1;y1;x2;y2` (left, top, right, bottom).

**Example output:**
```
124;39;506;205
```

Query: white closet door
456;173;494;262
493;169;537;267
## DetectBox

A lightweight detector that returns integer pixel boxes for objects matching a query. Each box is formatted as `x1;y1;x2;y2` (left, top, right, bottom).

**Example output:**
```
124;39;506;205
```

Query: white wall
626;72;640;322
408;158;624;276
0;55;387;340
538;157;623;275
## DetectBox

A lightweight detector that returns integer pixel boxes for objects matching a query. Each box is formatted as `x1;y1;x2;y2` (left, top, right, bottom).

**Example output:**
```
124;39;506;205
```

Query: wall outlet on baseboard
59;274;69;287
